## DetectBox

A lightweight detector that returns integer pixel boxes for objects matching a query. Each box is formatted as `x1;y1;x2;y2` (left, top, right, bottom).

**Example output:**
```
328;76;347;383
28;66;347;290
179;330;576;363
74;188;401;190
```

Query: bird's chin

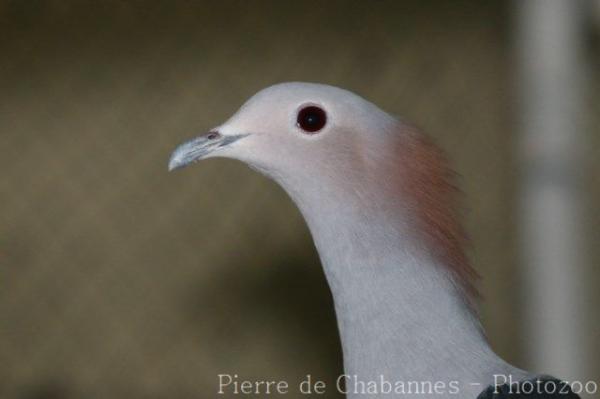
244;162;274;178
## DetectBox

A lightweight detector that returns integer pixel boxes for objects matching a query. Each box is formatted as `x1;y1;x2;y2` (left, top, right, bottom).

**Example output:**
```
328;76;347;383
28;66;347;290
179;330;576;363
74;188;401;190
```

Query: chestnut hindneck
272;126;526;397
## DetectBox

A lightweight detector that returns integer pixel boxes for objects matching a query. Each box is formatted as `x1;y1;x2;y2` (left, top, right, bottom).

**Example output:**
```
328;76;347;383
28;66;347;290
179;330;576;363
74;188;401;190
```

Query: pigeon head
168;82;397;185
169;82;478;300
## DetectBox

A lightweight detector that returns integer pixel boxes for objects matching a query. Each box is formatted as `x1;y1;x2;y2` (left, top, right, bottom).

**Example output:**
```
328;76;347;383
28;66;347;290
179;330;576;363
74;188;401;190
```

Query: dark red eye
297;106;327;133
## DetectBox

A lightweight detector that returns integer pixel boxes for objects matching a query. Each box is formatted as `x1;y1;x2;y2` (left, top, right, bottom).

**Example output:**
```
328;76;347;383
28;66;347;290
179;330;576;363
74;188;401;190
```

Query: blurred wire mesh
0;1;598;398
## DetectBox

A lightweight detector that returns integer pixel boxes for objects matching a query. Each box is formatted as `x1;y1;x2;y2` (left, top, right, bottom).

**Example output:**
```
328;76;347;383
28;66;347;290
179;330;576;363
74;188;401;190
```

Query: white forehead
248;82;362;105
218;82;394;135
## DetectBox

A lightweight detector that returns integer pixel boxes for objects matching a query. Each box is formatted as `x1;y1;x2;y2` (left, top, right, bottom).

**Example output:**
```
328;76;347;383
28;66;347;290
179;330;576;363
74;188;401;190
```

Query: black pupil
297;106;326;133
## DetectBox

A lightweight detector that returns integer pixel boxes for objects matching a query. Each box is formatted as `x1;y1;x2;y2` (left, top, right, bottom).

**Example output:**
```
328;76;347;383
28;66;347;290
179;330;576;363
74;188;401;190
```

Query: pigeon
169;82;581;399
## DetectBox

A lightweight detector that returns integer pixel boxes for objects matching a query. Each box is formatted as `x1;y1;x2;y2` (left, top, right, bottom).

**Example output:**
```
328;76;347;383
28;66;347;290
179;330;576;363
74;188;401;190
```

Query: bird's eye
297;106;327;133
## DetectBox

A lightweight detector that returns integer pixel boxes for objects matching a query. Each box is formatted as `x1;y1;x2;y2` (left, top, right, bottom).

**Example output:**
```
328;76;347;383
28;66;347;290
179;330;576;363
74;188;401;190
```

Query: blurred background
1;1;598;398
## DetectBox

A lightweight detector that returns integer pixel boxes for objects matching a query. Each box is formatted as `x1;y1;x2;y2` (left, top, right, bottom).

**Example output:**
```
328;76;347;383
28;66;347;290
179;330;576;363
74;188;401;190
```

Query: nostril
207;132;219;140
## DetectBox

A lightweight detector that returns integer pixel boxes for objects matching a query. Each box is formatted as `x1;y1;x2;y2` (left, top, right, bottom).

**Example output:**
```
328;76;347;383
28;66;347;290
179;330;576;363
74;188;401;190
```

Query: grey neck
280;178;528;398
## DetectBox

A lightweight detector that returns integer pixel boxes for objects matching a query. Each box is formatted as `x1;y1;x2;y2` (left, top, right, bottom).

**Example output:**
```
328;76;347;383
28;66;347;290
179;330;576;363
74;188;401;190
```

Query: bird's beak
168;131;247;171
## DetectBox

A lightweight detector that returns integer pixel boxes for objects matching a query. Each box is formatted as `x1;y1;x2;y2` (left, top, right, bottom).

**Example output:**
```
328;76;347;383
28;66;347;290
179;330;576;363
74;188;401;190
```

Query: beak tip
168;155;184;172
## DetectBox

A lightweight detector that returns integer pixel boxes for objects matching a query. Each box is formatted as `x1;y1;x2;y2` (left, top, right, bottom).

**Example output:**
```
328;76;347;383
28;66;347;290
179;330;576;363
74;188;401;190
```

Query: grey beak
168;131;247;171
